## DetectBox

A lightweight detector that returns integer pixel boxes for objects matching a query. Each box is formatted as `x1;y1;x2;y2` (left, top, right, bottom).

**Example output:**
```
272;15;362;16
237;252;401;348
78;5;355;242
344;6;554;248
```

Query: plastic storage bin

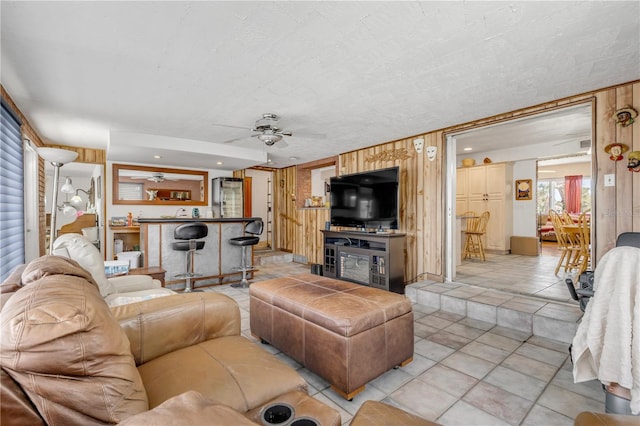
104;260;129;277
116;251;142;269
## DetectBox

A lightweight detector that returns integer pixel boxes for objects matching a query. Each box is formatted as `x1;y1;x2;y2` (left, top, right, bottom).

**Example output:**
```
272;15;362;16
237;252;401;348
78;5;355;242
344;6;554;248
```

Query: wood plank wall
267;80;640;285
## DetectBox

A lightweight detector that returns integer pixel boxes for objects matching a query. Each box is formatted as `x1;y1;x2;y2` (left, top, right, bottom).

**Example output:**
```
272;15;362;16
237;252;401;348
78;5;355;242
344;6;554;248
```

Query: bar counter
138;217;260;290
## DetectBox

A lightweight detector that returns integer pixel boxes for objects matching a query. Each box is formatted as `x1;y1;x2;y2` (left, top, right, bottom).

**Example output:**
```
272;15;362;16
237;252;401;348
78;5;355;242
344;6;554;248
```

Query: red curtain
565;175;582;213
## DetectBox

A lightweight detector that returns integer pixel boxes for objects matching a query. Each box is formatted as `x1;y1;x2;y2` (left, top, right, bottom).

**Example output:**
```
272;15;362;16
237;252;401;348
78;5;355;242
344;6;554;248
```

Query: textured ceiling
2;1;638;170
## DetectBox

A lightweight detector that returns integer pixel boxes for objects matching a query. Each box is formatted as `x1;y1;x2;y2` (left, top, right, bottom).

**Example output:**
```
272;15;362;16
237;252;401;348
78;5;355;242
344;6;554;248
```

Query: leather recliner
52;233;176;306
0;255;309;425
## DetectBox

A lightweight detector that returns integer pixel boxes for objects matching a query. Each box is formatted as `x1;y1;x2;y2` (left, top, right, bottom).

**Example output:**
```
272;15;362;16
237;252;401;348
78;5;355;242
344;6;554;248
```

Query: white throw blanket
572;246;640;414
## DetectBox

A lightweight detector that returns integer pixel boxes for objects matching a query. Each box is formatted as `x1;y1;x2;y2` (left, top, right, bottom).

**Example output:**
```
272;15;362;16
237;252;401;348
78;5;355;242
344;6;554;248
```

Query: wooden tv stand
321;230;406;294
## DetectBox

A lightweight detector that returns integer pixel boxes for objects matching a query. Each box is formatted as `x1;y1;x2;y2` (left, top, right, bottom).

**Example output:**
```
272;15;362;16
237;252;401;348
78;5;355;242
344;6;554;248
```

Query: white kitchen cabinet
457;163;513;253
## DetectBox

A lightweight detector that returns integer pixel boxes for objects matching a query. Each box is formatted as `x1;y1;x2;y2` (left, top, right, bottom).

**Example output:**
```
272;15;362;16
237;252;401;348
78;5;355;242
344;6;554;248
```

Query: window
538;177;591;214
0;101;24;281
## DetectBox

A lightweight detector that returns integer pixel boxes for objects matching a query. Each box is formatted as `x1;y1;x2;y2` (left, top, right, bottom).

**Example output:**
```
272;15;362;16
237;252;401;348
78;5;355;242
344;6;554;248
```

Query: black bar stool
229;219;263;288
172;222;208;292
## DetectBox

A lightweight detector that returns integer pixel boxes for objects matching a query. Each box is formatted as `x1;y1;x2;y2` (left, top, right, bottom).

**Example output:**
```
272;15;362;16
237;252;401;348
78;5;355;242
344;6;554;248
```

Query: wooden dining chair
549;210;581;275
463;211;490;261
566;212;590;275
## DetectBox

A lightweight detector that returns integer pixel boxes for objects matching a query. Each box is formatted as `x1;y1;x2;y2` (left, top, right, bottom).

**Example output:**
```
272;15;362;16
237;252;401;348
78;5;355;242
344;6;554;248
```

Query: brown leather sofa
0;256;340;425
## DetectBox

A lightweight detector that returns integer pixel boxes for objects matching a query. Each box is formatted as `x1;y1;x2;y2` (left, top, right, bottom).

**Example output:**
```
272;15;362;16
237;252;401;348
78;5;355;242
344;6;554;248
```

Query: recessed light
216;161;223;165
289;156;298;161
153;155;162;159
463;147;472;152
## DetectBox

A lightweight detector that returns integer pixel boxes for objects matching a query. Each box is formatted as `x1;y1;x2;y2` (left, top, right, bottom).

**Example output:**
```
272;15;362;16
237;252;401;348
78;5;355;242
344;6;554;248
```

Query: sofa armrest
108;275;161;292
118;391;257;425
111;292;241;365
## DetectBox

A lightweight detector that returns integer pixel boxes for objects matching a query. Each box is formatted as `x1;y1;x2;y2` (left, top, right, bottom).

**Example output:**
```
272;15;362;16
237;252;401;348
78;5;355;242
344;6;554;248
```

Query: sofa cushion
137;335;307;413
0;256;148;424
119;391;258;426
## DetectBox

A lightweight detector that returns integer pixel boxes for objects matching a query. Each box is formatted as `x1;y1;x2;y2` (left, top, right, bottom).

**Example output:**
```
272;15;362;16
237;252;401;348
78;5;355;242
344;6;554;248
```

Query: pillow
53;233;116;296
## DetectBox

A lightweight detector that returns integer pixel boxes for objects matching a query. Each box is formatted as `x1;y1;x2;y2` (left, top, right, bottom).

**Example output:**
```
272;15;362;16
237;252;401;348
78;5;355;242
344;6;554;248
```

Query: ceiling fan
217;113;294;147
130;172;177;182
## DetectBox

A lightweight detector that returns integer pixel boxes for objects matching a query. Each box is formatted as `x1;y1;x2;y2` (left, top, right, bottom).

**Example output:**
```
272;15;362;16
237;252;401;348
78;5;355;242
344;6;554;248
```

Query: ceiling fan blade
212;123;253;131
222;136;251;144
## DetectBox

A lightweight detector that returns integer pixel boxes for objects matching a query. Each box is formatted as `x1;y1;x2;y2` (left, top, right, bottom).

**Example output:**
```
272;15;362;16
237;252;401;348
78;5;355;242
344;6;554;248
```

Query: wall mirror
113;164;209;206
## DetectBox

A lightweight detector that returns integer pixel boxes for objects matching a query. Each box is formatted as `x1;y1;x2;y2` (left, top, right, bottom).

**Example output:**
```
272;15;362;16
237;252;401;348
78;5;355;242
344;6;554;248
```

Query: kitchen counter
138;217;261;223
138;217;260;290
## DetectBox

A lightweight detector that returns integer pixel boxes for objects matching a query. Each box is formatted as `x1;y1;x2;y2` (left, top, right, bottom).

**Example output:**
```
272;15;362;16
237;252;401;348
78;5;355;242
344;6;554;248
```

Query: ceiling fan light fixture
258;133;282;145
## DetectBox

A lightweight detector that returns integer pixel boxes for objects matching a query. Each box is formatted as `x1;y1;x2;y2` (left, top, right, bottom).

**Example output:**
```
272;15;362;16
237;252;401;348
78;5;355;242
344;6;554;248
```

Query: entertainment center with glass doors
321;230;406;294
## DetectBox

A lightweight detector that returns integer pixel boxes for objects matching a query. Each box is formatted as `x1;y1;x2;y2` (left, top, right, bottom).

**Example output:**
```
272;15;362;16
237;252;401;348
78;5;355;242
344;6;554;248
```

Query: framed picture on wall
515;179;532;201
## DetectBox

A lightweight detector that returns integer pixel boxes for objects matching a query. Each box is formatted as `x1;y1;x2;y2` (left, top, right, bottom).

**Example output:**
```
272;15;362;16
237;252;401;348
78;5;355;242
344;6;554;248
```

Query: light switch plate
604;174;615;187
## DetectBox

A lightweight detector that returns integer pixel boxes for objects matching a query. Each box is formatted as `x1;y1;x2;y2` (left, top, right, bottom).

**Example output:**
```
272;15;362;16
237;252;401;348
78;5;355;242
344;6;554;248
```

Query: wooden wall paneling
298;208;329;264
425;131;443;279
595;89;618;258
272;168;281;250
45;144;106;164
275;168;286;251
615;85;634;234
276;166;298;252
403;138;418;284
633;83;640;230
414;136;425;282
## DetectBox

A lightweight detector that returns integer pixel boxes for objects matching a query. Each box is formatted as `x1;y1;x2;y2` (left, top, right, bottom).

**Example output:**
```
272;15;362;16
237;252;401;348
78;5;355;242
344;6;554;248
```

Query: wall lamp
38;147;78;254
70;178;95;208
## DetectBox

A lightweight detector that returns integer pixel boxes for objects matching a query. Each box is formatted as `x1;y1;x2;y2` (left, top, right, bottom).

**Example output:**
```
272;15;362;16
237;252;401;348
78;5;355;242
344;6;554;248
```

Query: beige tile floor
456;243;582;305
202;259;607;426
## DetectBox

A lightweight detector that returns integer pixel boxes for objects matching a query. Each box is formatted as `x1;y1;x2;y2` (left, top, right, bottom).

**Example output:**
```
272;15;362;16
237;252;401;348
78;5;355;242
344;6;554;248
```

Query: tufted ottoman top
250;274;412;337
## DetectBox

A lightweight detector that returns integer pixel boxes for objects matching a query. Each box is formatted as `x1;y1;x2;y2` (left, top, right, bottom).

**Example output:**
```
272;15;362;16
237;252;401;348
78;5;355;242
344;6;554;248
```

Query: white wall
512;159;537;237
311;166;336;200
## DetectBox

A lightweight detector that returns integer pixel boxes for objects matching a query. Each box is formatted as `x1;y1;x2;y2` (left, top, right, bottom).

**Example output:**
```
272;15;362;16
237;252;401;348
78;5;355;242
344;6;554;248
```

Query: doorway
244;169;273;250
445;103;593;303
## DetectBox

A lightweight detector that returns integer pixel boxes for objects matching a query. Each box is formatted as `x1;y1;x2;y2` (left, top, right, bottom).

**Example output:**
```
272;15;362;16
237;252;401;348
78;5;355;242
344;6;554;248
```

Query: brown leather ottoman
250;274;414;400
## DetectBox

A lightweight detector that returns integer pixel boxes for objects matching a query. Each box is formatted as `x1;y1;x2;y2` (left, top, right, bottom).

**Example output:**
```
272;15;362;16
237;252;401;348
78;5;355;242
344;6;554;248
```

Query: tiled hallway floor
202;261;606;426
456;249;579;304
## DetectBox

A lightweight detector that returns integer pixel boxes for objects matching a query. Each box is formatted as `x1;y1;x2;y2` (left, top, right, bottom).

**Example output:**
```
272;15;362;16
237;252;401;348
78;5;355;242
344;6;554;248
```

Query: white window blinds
0;101;24;281
118;182;143;200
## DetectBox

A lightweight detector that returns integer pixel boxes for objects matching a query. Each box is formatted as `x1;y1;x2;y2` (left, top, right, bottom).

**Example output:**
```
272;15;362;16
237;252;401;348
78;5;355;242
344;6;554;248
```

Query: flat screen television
329;166;399;230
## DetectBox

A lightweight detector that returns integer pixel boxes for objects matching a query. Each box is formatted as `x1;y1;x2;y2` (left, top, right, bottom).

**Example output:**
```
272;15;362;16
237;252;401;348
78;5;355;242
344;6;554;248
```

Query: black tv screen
329;167;399;230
